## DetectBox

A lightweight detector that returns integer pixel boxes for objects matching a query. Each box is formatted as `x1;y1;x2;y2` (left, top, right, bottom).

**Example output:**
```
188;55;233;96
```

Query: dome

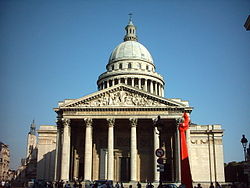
108;41;154;64
97;18;165;97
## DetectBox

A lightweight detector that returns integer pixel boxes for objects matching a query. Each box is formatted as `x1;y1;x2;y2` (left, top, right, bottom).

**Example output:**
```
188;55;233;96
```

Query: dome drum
98;71;164;85
106;59;155;72
97;79;165;97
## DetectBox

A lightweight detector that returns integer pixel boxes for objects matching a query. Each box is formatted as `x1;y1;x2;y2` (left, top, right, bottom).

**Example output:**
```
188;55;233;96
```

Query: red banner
179;112;193;188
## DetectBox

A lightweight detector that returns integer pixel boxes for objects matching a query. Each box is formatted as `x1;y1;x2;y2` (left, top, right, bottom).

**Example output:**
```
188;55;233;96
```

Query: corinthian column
54;119;63;181
130;118;138;182
175;120;181;183
107;118;115;180
60;119;71;181
84;118;93;181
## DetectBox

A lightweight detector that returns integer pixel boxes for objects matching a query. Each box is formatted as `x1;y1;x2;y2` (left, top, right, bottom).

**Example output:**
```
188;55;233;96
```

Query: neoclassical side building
51;19;225;184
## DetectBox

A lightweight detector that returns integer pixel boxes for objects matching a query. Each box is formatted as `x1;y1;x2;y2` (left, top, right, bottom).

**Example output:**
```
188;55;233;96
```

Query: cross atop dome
128;13;133;24
124;13;137;41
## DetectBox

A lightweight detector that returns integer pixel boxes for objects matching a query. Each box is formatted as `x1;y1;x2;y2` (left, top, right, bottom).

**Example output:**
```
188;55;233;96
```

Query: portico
54;84;192;182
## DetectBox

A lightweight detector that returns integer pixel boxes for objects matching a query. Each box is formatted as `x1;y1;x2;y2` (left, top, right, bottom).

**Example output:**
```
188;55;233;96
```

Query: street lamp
241;134;248;162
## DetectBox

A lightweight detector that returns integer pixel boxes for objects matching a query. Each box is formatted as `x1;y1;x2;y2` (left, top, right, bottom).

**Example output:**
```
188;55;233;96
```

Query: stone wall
189;124;225;183
36;125;57;181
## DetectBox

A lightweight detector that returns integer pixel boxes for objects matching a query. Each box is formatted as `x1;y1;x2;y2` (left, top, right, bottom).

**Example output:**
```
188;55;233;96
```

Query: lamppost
241;134;248;162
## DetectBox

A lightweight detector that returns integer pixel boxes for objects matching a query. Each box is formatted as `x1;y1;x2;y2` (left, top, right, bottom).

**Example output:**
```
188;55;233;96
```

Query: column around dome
138;78;141;90
132;78;135;87
150;80;153;94
144;79;148;92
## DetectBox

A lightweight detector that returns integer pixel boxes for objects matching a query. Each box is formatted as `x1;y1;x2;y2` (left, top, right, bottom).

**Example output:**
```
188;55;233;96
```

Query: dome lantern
124;13;137;42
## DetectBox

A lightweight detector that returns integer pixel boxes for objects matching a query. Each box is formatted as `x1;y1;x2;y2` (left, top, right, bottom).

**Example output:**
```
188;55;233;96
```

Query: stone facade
36;125;57;181
188;124;225;184
0;142;10;181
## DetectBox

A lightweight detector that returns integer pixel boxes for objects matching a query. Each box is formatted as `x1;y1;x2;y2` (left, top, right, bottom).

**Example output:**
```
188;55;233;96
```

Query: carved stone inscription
76;90;165;107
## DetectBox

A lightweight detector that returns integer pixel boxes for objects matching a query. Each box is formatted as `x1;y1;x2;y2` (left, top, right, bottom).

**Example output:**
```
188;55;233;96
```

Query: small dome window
138;63;141;69
112;65;114;70
128;63;132;69
119;63;123;69
146;65;149;70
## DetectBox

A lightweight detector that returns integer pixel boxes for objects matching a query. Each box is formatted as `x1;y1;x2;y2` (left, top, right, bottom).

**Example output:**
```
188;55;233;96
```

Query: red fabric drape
179;112;193;188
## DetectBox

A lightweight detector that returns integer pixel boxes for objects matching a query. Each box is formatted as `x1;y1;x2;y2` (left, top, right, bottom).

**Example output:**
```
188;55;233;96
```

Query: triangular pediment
59;84;188;108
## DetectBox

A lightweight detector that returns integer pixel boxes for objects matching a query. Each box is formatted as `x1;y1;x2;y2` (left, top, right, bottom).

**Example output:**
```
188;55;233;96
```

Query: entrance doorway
120;157;130;182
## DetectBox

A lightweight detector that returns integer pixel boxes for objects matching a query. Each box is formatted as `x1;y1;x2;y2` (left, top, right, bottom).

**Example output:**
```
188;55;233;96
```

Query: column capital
107;118;115;127
62;118;71;127
84;118;93;127
129;118;138;127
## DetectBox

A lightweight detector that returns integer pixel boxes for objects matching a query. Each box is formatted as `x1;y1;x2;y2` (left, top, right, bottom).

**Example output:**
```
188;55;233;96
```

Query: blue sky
0;0;249;169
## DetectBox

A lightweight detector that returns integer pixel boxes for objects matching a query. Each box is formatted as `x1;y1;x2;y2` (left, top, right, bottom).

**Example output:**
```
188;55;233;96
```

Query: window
138;63;141;69
112;65;114;70
119;63;123;69
128;63;132;69
146;65;149;70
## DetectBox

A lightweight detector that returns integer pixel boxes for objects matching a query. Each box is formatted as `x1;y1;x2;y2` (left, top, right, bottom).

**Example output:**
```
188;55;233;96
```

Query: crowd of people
0;179;247;188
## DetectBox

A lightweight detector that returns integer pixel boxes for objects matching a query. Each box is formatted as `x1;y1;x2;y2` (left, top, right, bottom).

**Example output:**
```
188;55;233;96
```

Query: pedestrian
137;182;141;188
209;183;215;188
115;182;120;188
73;181;78;188
215;182;221;188
197;183;202;188
64;181;71;188
120;182;124;188
148;182;154;188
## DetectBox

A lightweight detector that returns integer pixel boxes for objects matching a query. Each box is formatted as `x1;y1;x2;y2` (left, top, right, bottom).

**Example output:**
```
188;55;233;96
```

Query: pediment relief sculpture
66;89;176;107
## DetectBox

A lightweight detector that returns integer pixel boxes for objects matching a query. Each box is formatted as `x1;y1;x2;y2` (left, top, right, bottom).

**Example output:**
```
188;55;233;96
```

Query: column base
129;180;137;183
